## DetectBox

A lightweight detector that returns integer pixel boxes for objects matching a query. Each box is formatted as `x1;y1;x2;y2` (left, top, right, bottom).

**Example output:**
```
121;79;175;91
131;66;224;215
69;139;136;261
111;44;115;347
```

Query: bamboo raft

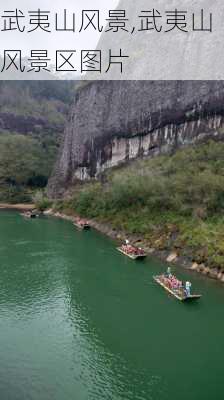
153;275;202;302
117;247;147;260
21;212;39;219
73;222;90;230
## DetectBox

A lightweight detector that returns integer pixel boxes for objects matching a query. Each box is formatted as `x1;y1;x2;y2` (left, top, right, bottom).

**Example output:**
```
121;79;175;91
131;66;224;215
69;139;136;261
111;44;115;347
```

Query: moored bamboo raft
117;247;147;260
73;221;90;230
21;212;39;219
153;275;202;302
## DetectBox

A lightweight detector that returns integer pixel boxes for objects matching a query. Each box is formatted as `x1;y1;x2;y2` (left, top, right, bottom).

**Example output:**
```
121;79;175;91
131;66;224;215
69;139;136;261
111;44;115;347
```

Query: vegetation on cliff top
55;140;224;270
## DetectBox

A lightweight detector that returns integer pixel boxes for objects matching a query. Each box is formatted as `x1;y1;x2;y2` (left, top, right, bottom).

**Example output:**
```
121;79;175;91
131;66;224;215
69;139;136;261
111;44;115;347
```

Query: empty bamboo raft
73;222;90;230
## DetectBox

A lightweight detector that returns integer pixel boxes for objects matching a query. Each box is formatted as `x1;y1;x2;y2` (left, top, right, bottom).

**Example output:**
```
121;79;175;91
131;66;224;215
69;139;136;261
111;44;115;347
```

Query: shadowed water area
0;210;223;400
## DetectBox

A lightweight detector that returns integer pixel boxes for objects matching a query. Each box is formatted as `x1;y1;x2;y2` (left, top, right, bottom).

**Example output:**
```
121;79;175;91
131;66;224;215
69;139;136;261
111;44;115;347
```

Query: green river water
0;210;223;400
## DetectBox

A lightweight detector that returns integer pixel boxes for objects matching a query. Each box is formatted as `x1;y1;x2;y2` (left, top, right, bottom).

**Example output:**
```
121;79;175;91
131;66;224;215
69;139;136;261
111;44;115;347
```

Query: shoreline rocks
166;253;178;263
44;209;224;285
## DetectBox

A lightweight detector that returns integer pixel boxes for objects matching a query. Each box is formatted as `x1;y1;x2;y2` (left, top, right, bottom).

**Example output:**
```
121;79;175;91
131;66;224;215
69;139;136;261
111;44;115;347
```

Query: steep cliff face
48;80;224;197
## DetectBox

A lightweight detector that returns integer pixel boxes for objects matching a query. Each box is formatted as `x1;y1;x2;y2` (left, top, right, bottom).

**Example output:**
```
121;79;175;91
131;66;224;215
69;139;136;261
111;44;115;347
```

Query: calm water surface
0;211;223;400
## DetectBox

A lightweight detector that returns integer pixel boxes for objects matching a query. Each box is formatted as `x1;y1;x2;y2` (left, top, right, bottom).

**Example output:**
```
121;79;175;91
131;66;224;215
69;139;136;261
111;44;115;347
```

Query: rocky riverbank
44;209;224;284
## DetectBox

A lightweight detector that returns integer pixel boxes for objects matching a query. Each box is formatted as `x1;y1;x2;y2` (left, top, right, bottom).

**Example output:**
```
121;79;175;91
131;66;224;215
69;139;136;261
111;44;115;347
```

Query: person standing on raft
185;281;192;297
166;266;172;278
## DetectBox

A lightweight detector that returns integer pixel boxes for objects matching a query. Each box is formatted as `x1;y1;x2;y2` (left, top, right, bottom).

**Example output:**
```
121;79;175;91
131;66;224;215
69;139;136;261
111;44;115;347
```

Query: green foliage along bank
59;140;224;270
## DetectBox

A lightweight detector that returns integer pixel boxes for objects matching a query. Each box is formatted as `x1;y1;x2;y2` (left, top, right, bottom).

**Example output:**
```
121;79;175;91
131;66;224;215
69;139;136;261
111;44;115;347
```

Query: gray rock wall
48;81;224;197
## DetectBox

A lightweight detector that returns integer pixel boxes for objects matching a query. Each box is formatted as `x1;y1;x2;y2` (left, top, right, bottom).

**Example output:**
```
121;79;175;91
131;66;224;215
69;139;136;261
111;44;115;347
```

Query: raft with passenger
73;217;90;230
153;271;201;302
117;240;147;260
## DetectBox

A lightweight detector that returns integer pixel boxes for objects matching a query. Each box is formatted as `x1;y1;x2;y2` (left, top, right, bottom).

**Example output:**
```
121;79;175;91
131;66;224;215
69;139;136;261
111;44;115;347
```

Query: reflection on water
0;211;223;400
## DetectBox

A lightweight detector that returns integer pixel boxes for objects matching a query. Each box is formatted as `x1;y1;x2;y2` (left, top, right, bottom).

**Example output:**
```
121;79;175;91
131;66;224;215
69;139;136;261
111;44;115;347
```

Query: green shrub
33;190;52;211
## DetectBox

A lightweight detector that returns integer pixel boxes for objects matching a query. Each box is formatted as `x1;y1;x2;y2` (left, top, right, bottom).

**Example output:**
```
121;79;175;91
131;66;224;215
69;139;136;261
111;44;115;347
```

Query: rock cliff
48;80;224;198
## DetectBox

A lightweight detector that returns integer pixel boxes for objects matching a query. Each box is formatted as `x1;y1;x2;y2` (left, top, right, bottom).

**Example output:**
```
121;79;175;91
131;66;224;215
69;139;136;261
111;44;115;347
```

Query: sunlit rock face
47;80;224;198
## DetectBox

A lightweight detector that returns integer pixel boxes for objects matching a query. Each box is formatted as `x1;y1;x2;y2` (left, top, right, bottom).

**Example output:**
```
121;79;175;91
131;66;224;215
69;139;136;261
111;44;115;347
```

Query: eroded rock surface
48;80;224;197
